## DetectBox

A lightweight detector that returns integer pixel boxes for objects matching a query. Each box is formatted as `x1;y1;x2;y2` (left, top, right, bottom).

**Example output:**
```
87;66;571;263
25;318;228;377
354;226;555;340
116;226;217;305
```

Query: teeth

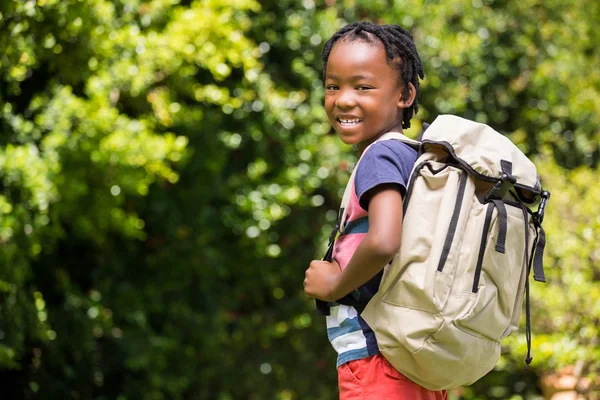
339;118;362;125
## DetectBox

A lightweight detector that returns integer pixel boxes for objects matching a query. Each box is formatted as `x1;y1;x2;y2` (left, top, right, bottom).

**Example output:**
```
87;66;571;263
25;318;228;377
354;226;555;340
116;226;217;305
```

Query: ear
397;82;417;109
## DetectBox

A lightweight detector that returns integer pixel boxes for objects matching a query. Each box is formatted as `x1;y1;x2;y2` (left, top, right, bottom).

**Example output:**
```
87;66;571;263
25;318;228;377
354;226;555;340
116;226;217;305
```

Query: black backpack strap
532;190;550;283
416;122;430;141
316;209;343;316
511;189;549;368
491;199;508;254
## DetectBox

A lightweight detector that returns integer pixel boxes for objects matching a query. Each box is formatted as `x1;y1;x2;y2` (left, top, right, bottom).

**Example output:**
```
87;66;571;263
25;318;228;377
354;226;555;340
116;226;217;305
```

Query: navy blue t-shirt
355;140;417;211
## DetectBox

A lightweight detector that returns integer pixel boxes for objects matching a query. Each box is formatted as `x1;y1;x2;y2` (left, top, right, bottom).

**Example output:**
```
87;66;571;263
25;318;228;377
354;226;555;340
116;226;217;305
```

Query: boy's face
324;40;410;150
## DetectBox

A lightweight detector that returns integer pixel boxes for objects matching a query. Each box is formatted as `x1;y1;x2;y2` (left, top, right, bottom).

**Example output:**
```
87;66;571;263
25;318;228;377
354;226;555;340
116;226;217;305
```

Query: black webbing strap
437;172;468;272
524;225;540;368
511;189;548;368
500;159;513;176
515;197;534;368
524;278;533;368
532;225;547;283
315;210;343;316
531;190;550;283
402;161;429;215
524;190;550;366
415;122;430;141
315;299;331;316
491;199;507;254
472;203;494;293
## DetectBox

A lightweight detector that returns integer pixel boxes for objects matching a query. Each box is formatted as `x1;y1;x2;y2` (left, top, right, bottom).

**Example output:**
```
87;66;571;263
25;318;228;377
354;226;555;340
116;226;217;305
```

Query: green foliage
0;0;598;399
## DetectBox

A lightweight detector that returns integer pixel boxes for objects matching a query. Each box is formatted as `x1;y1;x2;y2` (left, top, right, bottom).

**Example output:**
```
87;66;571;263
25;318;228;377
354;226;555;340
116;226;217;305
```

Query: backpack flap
421;115;542;203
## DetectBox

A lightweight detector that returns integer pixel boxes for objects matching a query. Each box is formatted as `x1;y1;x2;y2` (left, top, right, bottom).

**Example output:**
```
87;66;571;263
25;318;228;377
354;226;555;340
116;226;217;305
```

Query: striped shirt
326;140;416;367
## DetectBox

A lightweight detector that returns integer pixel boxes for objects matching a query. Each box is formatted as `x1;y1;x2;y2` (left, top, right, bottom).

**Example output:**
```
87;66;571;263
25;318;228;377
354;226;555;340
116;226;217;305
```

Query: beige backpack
330;115;550;390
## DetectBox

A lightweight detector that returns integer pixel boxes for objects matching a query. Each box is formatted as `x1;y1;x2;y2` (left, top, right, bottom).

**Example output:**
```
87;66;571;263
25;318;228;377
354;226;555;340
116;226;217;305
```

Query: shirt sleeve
354;140;417;211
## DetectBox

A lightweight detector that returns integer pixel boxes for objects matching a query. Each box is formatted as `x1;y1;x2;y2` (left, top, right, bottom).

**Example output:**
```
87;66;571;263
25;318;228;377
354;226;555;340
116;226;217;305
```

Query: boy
303;22;448;399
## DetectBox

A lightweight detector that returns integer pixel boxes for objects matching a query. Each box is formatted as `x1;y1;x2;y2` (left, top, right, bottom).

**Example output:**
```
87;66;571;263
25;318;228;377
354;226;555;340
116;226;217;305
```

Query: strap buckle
484;173;517;202
535;190;551;225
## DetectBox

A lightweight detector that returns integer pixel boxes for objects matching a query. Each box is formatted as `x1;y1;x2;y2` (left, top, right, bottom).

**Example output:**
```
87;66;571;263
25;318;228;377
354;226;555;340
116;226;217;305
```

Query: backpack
318;114;550;390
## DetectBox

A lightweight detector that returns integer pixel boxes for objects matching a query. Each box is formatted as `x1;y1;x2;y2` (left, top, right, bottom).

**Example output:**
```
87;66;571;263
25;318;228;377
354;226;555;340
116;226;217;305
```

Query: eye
356;85;372;91
326;85;339;91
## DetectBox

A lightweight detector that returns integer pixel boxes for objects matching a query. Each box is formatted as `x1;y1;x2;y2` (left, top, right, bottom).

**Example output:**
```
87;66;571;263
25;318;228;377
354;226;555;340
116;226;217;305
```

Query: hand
304;259;342;302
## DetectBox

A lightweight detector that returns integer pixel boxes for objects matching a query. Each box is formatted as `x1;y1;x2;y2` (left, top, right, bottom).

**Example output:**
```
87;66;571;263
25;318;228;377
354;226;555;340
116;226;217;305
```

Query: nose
335;88;356;109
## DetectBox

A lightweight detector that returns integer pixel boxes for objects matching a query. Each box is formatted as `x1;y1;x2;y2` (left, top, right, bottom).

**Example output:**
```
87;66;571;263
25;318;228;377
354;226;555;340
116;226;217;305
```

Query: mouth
336;116;363;127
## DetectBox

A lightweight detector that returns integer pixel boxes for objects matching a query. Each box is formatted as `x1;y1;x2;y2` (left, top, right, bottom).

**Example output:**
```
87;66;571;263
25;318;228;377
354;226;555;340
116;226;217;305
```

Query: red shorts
338;354;448;400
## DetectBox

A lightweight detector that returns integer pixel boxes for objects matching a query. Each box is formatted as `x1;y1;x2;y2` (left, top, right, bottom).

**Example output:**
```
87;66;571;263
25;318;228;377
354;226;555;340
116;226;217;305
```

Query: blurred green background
0;0;598;398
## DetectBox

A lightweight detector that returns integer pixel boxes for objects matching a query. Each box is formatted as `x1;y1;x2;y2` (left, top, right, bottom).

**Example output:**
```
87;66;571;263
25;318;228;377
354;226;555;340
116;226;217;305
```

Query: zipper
437;171;468;272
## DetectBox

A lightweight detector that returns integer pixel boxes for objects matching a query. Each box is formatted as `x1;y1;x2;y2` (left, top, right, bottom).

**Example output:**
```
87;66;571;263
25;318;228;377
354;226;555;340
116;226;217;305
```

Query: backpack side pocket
453;201;529;340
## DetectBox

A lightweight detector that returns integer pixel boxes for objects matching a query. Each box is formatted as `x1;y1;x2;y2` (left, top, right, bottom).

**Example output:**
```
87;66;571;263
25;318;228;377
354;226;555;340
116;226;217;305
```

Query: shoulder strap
338;132;421;231
380;131;421;149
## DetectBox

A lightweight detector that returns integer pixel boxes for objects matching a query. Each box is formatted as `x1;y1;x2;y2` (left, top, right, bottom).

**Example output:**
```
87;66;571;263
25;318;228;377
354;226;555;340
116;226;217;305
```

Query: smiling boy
303;22;448;399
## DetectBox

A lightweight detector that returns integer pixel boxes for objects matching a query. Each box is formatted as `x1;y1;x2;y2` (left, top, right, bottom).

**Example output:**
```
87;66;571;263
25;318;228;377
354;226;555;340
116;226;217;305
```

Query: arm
304;183;403;301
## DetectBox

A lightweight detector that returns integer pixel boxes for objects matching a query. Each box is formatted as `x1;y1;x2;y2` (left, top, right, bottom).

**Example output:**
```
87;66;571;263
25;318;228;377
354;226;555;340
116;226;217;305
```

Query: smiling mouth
336;117;363;126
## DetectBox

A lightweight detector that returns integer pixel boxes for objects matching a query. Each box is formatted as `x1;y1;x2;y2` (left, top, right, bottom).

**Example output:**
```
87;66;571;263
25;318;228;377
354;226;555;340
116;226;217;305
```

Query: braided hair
322;21;425;129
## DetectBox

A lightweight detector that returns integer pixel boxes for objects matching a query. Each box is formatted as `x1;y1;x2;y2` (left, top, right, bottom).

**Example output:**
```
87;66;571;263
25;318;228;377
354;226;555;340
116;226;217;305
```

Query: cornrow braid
321;21;425;129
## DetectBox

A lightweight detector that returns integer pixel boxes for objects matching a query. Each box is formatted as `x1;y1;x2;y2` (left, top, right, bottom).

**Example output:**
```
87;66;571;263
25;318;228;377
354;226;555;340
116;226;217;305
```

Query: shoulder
371;139;418;160
358;139;417;172
353;139;417;209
